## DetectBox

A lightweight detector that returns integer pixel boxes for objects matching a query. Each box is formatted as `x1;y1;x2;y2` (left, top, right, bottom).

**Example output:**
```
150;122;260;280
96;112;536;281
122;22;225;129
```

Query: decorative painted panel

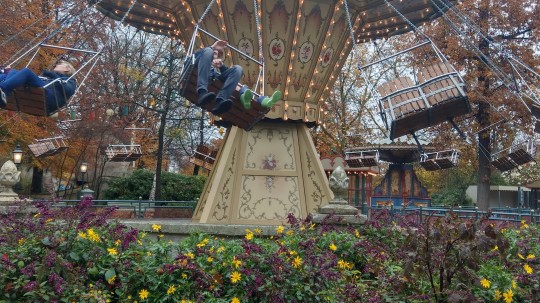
244;126;296;171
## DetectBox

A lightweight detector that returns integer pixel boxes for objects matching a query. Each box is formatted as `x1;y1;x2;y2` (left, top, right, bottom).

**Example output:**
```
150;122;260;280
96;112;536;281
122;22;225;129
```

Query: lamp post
12;144;23;168
80;161;88;186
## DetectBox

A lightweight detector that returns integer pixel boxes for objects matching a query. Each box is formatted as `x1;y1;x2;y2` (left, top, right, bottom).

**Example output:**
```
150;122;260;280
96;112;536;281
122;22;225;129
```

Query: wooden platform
4;87;49;116
379;62;471;139
179;57;270;131
491;139;536;172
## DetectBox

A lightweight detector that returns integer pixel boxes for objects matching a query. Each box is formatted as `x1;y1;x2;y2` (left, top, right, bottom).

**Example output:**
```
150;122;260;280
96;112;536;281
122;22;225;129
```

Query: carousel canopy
93;0;455;124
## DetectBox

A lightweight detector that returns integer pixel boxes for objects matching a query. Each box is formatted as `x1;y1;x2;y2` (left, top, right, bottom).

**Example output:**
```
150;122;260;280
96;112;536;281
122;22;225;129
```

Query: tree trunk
475;0;492;211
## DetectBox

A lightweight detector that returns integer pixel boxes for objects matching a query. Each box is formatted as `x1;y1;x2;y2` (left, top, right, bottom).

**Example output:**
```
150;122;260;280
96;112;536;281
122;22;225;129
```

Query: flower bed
0;199;538;302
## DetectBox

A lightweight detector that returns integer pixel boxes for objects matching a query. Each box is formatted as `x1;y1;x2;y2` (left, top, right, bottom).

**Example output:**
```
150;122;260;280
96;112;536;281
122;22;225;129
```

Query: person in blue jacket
0;60;77;115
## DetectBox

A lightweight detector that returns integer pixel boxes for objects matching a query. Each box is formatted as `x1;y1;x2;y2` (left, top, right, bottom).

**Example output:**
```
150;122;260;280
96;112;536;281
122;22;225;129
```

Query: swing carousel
94;0;459;225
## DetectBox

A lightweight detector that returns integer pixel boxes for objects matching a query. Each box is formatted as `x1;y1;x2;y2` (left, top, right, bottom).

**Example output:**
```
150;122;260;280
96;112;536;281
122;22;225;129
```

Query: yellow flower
217;246;225;253
494;289;502;300
147;252;152;256
158;234;164;239
254;228;262;234
329;243;337;251
526;254;535;260
300;226;306;231
512;280;517;289
107;275;116;284
230;271;242;283
18;238;25;245
231;297;240;303
152;224;161;232
87;229;101;243
197;238;209;247
286;230;294;236
338;259;353;270
45;218;53;223
166;285;176;295
289;250;297;256
232;257;242;268
492;245;499;251
503;289;513;303
292;256;303;268
78;232;87;239
521;221;529;229
185;252;195;259
182;273;187;279
355;230;361;238
309;223;316;230
523;264;533;274
518;253;525;260
207;256;214;262
480;278;491;288
107;248;118;256
139;289;149;300
115;239;121;246
245;232;253;241
276;226;285;234
141;232;147;238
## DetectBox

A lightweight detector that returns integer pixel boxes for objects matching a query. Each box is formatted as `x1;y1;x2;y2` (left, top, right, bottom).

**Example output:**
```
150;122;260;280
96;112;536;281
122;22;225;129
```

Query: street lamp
12;144;23;168
79;161;88;186
80;161;88;174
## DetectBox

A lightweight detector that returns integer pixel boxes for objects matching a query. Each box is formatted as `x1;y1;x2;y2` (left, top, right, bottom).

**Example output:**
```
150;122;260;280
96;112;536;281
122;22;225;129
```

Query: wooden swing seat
4;87;52;116
508;148;535;165
179;57;270;131
105;144;143;162
28;136;68;158
189;145;218;170
379;62;470;139
491;156;518;172
344;150;379;168
419;153;439;171
420;150;459;171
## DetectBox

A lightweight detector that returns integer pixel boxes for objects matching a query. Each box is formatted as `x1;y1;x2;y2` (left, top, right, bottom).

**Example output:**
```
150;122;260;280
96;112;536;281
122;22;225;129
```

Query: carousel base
192;122;333;225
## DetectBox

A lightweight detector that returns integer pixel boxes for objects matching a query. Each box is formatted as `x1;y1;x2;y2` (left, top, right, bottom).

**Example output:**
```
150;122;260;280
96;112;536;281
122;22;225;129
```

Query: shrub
103;169;206;201
1;200;538;302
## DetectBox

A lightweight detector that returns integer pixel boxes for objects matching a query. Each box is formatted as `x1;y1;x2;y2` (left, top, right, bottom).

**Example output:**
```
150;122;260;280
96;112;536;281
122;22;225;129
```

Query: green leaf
69;252;79;261
41;237;51;246
105;268;116;281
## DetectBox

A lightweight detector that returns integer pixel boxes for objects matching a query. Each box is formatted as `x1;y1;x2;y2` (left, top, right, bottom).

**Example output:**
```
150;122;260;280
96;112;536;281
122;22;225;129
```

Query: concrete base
310;199;367;225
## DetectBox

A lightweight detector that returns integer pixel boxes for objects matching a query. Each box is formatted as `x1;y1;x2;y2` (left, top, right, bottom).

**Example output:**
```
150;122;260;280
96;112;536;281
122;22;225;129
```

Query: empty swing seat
4;87;51;116
492;139;536;171
379;62;471;140
28;136;68;157
105;144;143;162
420;149;460;171
419;153;439;171
179;56;270;131
491;155;518;172
189;145;219;170
417;62;471;123
344;150;379;167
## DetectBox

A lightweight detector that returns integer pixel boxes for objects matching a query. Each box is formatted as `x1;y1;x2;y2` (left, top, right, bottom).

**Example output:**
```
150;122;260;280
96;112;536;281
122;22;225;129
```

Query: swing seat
189;145;218;170
4;87;52;116
419;153;439;171
105;144;143;162
508;148;535;165
344;150;379;167
420;149;460;170
179;56;270;131
379;62;470;139
28;136;68;158
491;156;518;172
